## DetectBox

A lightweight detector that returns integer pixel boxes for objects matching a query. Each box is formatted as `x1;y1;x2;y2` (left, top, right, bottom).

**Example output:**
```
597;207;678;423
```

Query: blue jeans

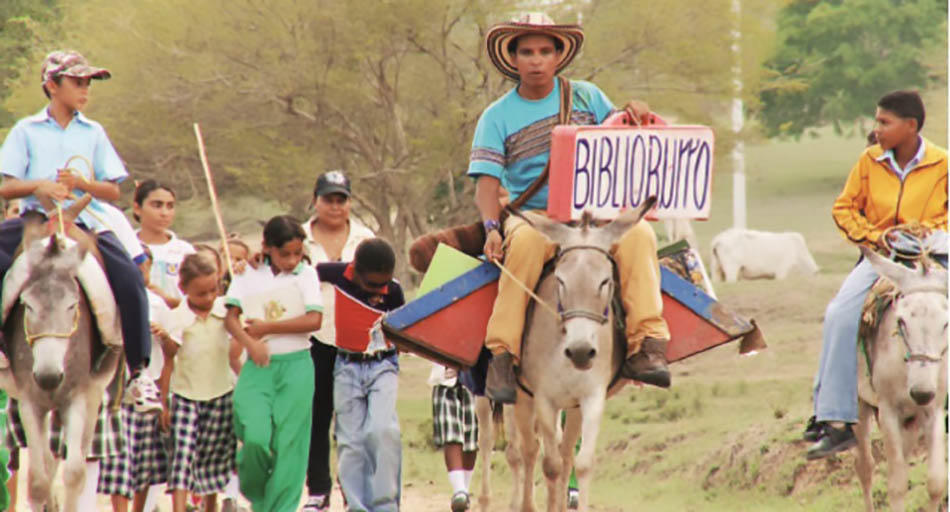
813;258;878;423
813;230;948;423
333;354;401;512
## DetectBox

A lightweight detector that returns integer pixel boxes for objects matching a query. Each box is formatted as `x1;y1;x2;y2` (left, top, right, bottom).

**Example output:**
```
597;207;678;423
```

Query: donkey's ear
62;194;92;225
21;215;46;248
860;246;913;289
516;210;574;245
599;195;658;243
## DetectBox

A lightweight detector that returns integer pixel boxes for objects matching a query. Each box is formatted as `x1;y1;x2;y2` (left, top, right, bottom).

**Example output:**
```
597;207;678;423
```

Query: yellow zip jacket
832;139;947;246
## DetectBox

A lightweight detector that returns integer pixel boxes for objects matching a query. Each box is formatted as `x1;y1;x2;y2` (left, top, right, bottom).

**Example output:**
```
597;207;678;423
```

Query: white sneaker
125;373;163;414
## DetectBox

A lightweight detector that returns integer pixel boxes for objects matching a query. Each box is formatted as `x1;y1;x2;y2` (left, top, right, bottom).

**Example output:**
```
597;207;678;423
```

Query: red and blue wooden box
382;256;764;369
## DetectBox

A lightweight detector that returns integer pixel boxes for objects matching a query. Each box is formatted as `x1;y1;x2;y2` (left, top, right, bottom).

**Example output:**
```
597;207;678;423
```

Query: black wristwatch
483;219;501;234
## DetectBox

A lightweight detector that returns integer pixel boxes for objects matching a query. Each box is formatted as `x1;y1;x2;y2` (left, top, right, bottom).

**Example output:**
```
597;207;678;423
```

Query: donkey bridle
893;286;948;365
554;245;616;325
22;303;80;347
514;244;620;400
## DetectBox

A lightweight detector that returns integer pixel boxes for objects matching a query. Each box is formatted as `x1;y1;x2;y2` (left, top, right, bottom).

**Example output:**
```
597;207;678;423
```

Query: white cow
710;228;819;282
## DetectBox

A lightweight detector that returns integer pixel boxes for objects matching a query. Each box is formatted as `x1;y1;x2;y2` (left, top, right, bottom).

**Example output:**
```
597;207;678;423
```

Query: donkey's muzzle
565;342;596;370
910;388;935;406
34;371;64;391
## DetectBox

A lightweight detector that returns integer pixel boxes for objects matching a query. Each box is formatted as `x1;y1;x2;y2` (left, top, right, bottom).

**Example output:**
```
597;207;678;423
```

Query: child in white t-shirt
225;215;323;512
133;180;195;309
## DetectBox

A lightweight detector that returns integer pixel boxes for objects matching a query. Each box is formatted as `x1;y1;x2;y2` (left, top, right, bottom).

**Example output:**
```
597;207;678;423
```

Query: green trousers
233;351;314;512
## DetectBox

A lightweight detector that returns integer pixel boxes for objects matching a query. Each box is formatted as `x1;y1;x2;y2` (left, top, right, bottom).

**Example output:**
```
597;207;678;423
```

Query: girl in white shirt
133;180;195;309
225;215;323;512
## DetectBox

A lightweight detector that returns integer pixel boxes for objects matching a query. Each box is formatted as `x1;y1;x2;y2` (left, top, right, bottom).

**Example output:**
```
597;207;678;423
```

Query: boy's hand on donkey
483;230;504;262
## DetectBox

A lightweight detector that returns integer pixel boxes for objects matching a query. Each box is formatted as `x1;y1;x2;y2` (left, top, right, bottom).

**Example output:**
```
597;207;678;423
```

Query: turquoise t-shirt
467;79;615;211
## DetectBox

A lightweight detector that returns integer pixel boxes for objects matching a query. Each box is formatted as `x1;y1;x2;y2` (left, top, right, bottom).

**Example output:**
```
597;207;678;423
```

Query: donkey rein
491;259;561;320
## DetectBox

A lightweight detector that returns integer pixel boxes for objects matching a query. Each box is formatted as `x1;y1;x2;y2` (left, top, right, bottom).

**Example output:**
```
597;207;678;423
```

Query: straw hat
486;12;584;82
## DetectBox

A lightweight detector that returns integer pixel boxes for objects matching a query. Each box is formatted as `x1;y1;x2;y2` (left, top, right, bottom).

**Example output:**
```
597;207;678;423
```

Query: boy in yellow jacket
807;90;947;459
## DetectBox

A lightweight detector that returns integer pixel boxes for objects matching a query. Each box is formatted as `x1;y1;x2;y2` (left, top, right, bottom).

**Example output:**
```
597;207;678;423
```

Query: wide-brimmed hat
486;12;584;82
41;50;111;84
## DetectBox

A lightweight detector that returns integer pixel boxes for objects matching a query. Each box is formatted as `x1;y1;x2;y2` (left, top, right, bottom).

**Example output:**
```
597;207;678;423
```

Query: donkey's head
20;233;88;391
522;197;657;371
862;247;948;406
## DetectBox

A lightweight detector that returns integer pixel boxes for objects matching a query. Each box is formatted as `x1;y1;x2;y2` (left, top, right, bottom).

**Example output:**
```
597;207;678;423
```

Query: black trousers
0;217;150;370
306;338;337;495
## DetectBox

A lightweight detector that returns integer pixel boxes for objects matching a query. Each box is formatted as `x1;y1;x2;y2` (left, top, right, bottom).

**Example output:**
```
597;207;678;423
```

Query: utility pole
731;0;747;229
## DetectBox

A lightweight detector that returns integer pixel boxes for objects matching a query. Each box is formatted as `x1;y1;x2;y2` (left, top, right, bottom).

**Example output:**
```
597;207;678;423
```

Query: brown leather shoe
621;337;671;388
486;352;517;404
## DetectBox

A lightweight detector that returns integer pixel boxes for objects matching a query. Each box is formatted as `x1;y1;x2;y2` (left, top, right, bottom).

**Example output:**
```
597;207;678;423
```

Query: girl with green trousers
225;216;324;511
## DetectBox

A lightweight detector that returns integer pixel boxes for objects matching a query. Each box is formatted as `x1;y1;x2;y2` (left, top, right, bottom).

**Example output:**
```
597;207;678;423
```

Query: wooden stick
193;123;236;279
491;259;560;320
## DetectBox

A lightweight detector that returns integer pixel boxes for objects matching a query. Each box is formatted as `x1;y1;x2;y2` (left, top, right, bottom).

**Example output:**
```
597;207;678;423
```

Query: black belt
338;349;397;363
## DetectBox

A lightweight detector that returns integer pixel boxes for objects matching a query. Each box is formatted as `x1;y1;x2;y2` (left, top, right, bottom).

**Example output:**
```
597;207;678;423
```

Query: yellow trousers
485;214;669;362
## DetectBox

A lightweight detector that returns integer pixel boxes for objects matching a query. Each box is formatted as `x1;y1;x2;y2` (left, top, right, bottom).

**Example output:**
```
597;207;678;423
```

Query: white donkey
501;198;656;512
855;247;948;512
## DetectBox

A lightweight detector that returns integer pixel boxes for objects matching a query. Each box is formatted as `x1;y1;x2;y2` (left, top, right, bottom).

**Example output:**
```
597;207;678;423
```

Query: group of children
0;48;489;512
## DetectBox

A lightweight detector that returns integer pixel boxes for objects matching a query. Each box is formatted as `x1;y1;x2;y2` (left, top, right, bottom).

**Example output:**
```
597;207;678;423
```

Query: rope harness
23;304;80;347
893;285;949;365
553;245;615;325
508;244;621;400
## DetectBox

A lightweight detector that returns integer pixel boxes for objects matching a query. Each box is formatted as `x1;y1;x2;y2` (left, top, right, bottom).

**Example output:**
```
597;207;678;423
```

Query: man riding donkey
805;90;948;459
470;13;671;403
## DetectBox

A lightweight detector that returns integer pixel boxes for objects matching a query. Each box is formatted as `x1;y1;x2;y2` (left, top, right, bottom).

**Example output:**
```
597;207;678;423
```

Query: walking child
225;216;323;512
317;238;405;512
134;180;196;310
302;170;375;512
428;364;478;511
99;244;173;512
158;253;238;512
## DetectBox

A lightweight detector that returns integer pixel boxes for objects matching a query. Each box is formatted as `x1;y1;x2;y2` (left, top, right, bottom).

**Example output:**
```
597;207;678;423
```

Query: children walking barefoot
225;216;323;512
158;254;238;512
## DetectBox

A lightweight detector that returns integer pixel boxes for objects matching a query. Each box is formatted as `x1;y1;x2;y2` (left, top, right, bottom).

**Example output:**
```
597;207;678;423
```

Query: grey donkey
501;197;657;512
0;199;122;512
855;246;948;512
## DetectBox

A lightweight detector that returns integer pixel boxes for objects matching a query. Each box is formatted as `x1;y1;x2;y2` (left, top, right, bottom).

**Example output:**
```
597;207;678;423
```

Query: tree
0;0;59;127
757;0;947;138
3;0;780;281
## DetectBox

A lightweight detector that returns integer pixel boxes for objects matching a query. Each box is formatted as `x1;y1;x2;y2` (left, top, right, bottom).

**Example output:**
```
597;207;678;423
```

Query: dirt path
8;460;454;511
